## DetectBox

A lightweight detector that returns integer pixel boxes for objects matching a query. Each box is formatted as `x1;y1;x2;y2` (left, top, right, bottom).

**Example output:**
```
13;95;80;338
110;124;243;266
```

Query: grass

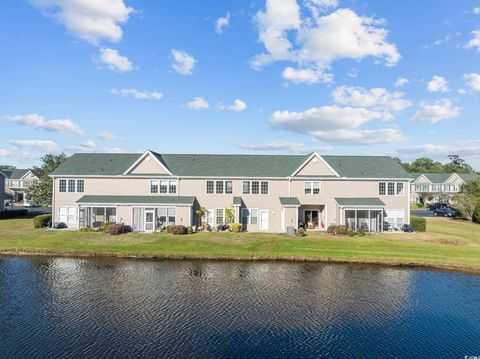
0;217;480;272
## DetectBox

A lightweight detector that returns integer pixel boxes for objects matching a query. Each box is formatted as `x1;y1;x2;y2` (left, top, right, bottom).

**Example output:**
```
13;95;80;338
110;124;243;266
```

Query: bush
472;199;480;224
410;216;426;232
105;223;124;235
295;227;307;236
186;226;194;234
413;202;425;209
80;226;96;232
230;223;243;233
335;225;348;235
170;225;188;235
327;225;337;234
98;222;115;232
0;209;28;219
33;214;52;228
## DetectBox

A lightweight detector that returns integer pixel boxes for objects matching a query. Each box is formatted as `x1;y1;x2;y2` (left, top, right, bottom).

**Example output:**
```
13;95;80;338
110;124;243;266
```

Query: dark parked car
428;202;448;211
401;224;414;232
433;207;456;217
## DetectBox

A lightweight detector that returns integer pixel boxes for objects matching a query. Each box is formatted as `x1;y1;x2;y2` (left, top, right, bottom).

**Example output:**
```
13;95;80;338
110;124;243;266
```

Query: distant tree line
393;154;477;174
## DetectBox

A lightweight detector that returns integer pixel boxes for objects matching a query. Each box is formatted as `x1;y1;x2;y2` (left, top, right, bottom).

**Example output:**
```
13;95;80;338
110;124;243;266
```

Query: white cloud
100;131;117;141
464;73;480;91
0;149;10;158
239;141;309;153
411;99;460;124
282;67;333;84
466;30;480;52
171;49;196;75
219;99;247;112
96;48;133;72
458;88;466;95
9;139;58;152
395;77;409;87
185;97;209;110
269;105;405;144
474;8;480;15
427;75;449;92
5;113;84;135
216;12;230;34
331;86;412;115
29;0;133;45
81;140;96;149
111;88;163;100
397;143;480;159
253;3;400;83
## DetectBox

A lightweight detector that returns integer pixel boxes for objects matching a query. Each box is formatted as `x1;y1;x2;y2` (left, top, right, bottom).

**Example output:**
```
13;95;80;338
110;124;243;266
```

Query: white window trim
205;180;234;194
304;181;321;195
379;181;406;196
151;179;177;194
242;180;269;195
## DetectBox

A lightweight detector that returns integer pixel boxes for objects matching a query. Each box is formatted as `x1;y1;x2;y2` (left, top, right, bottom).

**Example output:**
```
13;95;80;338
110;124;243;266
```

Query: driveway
410;209;434;218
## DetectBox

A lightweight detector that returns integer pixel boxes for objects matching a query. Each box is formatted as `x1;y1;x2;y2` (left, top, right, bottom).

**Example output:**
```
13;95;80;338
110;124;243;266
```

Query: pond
1;256;479;358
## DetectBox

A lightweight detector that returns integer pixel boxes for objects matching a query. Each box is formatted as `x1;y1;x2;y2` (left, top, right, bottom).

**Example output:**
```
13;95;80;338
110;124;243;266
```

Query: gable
128;153;171;175
22;171;38;181
294;154;337;177
414;175;431;184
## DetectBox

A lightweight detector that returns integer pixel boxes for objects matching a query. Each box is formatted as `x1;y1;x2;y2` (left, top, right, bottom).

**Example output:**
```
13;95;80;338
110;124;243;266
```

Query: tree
224;206;235;224
459;179;480;197
28;153;69;207
393;157;411;172
195;206;208;227
443;154;473;174
452;179;480;221
408;158;444;173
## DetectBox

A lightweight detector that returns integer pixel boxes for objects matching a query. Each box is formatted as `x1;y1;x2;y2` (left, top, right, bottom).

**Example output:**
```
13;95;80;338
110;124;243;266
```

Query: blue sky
1;0;480;169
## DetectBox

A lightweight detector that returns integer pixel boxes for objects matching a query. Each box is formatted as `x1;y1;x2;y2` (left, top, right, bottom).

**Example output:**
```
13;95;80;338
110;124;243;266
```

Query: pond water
1;256;479;358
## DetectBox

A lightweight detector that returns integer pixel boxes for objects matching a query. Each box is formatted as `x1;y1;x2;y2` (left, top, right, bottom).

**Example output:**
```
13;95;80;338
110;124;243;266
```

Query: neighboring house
50;151;412;233
0;170;5;211
410;172;480;203
3;169;40;203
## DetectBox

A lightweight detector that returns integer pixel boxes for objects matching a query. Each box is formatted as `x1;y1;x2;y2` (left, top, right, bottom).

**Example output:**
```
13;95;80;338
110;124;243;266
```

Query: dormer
123;150;173;176
291;152;339;177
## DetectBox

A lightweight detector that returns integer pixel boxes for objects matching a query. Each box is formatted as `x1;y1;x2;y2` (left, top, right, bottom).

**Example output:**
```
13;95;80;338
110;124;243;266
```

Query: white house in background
3;169;39;203
0;170;6;211
409;172;479;203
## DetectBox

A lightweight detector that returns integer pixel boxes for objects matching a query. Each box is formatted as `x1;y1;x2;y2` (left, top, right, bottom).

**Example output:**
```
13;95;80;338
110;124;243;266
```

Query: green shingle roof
335;198;385;206
51;151;411;179
76;195;195;205
410;172;480;183
279;197;301;206
2;169;31;179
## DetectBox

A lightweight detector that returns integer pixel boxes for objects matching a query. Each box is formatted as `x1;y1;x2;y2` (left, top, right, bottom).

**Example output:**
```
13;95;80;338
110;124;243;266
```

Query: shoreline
2;249;479;275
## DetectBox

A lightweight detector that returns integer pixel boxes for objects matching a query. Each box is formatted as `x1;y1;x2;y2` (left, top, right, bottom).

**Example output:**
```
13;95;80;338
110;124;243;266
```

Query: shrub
80;226;96;232
98;222;115;232
186;226;194;234
170;225;188;235
473;200;480;224
335;225;348;235
0;209;28;219
413;202;425;209
295;227;307;236
356;228;366;237
230;223;243;233
33;214;52;228
105;223;124;235
410;216;426;232
327;225;337;234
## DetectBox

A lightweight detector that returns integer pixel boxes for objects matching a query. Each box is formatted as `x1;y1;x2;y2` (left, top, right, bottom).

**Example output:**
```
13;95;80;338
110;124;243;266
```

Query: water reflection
0;256;479;358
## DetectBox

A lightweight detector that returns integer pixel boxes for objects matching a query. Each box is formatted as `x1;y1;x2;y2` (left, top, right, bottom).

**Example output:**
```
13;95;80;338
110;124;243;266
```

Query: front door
304;210;319;229
144;209;155;232
260;210;269;231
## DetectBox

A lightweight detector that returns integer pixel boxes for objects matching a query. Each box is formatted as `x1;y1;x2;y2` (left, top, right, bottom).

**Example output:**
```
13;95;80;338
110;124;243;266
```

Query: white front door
144;209;155;232
260;210;269;231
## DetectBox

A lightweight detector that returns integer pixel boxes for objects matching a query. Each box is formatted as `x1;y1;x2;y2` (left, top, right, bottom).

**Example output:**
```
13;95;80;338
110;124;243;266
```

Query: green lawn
0;217;480;272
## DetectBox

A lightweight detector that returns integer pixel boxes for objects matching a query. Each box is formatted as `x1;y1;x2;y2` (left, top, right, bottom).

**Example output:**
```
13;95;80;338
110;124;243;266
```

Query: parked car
433;207;456;217
427;202;448;211
24;202;39;208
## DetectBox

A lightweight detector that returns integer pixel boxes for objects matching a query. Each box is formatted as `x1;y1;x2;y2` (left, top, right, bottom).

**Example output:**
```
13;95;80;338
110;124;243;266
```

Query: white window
150;180;159;193
59;179;66;192
379;182;386;196
304;181;320;195
216;208;224;224
169;181;177;194
159;181;168;193
312;182;320;194
251;181;259;194
242;181;250;194
77;180;85;193
216;181;224;194
261;181;269;194
304;182;312;195
386;209;405;229
59;207;67;222
250;209;259;225
59;207;77;224
225;181;233;194
387;182;395;196
206;209;214;225
68;179;76;192
396;183;404;196
206;180;214;194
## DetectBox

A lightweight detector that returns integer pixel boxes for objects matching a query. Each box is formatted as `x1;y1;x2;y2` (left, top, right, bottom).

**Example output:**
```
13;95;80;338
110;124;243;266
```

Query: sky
1;0;480;169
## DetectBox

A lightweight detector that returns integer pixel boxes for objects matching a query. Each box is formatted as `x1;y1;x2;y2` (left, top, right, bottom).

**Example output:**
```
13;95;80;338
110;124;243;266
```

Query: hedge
166;225;188;235
473;200;480;224
105;223;124;235
410;216;426;232
33;214;52;228
0;209;28;219
230;223;243;233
